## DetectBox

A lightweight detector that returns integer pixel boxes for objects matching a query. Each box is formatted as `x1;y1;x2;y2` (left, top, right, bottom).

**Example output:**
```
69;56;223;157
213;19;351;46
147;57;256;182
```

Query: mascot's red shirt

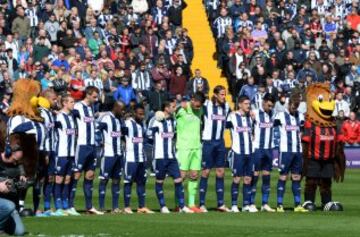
341;120;360;144
302;121;343;160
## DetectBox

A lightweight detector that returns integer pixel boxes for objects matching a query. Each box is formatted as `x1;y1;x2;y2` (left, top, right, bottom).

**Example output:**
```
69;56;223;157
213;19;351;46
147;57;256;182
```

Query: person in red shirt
169;66;187;97
342;111;360;144
68;70;85;101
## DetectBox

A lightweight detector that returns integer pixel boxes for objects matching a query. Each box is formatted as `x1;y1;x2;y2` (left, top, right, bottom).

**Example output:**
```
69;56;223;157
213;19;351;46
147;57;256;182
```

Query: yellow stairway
183;0;233;146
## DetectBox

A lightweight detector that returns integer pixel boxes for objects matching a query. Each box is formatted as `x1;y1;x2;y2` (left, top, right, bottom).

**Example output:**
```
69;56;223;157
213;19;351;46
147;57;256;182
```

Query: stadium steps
183;0;233;146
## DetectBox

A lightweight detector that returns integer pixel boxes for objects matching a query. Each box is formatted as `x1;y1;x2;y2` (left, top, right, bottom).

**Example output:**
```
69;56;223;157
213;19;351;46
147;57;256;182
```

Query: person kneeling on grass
122;105;154;214
148;99;193;213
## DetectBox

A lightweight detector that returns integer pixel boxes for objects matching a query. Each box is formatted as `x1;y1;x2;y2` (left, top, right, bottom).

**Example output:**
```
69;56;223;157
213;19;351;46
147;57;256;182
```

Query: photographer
1;181;25;236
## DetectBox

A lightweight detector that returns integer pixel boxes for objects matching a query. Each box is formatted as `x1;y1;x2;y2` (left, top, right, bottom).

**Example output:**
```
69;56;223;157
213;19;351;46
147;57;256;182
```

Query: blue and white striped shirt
74;102;96;146
40;108;56;152
56;111;76;157
274;110;304;153
148;117;176;159
227;111;253;155
124;118;145;162
98;112;122;157
202;100;230;141
253;109;274;150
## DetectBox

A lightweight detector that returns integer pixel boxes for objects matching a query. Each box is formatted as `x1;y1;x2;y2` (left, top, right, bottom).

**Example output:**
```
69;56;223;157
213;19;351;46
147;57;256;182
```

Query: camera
0;177;33;194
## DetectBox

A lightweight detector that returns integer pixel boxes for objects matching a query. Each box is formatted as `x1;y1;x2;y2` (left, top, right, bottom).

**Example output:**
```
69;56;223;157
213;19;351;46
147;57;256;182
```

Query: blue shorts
55;157;74;176
230;152;253;177
124;162;147;184
202;140;226;169
155;159;181;180
100;155;123;180
47;151;56;176
278;152;303;175
74;145;97;172
253;149;273;172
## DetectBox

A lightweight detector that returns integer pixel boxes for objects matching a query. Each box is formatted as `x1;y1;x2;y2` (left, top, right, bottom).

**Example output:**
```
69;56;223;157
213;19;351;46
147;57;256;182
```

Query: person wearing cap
113;77;137;107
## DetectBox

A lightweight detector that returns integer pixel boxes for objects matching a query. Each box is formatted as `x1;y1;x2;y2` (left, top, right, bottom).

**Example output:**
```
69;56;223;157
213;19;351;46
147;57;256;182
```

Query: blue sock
155;182;166;208
69;179;78;208
43;181;53;210
137;183;146;208
54;183;62;210
33;182;41;212
216;177;224;207
175;182;185;209
199;177;208;206
98;179;108;210
292;180;301;206
83;179;93;210
250;175;259;205
277;180;286;206
111;181;120;210
243;183;251;207
62;183;70;210
124;182;132;208
261;175;271;205
231;182;240;206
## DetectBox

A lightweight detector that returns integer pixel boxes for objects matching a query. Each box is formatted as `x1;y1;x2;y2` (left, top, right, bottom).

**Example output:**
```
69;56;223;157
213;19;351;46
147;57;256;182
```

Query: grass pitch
23;169;360;237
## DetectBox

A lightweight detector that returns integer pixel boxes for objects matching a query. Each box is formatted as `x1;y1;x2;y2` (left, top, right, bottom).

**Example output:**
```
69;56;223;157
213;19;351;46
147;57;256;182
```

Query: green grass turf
23;169;360;237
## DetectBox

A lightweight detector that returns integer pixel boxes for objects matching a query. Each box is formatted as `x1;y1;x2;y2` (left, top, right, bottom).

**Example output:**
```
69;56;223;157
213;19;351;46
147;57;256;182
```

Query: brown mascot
302;83;346;211
2;79;49;214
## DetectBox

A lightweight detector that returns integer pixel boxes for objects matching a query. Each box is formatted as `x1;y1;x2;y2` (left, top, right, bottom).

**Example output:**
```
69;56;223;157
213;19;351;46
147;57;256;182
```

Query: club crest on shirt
211;114;226;121
259;122;273;128
161;132;174;138
84;116;94;123
66;128;76;135
47;122;55;128
285;125;298;131
111;131;121;137
132;137;143;143
236;126;251;132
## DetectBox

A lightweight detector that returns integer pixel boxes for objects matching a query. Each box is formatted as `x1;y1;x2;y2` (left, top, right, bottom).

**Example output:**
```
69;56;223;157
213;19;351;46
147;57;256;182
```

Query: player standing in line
176;92;205;213
226;95;254;212
148;99;193;213
274;94;308;212
199;85;231;212
53;95;77;216
36;90;58;216
71;86;103;215
250;93;276;212
97;101;125;213
123;105;154;214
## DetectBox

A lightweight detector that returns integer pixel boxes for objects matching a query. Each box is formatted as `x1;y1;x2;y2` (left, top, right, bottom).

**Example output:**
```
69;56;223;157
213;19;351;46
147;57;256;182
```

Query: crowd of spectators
0;0;214;122
207;0;360;144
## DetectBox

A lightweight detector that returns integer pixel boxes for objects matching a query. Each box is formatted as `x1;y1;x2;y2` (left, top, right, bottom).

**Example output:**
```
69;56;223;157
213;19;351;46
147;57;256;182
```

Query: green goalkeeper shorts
176;148;201;171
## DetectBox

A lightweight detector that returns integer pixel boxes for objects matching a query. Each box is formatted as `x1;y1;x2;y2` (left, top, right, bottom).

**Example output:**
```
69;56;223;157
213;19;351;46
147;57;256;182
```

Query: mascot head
306;83;335;127
6;79;47;122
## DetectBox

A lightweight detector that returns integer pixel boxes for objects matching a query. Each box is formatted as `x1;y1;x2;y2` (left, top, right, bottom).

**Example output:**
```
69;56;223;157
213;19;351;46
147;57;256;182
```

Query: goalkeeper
175;92;205;213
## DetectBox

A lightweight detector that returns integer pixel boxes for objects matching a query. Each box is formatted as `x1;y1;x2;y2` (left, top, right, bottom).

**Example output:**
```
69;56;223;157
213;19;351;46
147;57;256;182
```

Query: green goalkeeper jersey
176;102;203;149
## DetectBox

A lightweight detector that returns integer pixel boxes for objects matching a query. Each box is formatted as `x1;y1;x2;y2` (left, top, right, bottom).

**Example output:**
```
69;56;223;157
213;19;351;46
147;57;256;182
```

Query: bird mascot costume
3;79;50;215
301;83;346;211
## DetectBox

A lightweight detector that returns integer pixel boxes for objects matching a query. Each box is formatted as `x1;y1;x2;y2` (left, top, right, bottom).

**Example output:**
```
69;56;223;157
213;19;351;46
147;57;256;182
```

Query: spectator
239;76;257;102
342;111;360;145
145;80;169;113
132;62;151;92
187;69;209;96
11;6;30;40
69;70;85;101
333;92;351;118
169;66;187;97
113;77;136;107
168;0;187;27
33;36;51;63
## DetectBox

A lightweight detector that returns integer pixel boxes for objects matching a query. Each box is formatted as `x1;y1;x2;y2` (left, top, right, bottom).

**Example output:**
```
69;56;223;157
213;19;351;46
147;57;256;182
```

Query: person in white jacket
131;0;149;14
